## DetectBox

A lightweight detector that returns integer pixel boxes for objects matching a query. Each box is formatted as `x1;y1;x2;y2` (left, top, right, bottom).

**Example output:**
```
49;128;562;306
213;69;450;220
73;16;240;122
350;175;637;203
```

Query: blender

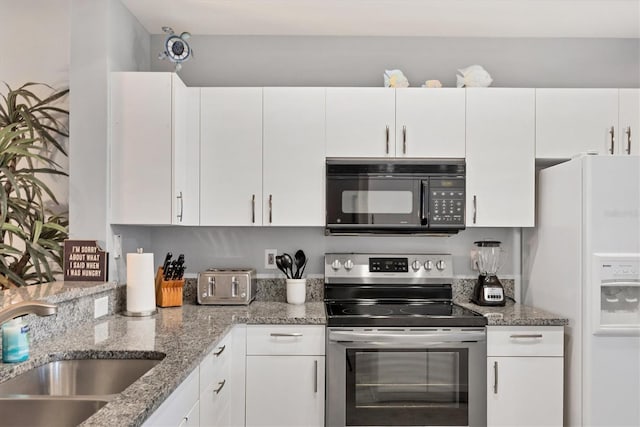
471;240;506;306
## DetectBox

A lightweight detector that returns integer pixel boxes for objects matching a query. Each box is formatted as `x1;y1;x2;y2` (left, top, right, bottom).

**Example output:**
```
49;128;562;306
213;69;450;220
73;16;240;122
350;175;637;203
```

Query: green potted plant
0;83;69;289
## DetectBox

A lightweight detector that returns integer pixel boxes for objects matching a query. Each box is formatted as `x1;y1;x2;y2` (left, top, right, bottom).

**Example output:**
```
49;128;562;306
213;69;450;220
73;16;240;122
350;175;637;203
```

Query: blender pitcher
471;240;506;306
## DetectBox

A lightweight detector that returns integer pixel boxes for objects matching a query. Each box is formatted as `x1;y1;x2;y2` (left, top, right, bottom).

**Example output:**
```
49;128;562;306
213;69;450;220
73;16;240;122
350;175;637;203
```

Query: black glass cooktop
325;301;487;327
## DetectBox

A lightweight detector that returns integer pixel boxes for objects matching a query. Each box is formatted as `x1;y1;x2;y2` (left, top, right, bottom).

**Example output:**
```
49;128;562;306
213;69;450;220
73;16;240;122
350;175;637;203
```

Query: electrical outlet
113;234;122;260
94;296;108;318
265;249;277;269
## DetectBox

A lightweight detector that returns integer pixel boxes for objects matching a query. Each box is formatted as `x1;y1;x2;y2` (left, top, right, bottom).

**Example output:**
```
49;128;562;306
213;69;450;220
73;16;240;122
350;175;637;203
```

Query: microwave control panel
428;178;465;227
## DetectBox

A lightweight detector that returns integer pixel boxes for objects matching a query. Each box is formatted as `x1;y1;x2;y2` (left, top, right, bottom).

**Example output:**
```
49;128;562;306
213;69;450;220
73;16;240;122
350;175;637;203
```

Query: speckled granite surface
0;301;326;427
0;281;116;308
453;278;515;302
457;300;568;326
182;277;324;303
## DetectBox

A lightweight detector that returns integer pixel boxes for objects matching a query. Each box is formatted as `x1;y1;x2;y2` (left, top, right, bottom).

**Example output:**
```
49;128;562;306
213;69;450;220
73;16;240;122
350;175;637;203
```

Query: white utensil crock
286;279;306;305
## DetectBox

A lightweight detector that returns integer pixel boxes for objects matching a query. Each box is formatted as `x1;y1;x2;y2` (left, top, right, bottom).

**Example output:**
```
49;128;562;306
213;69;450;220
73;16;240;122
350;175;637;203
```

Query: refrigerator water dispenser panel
593;253;640;336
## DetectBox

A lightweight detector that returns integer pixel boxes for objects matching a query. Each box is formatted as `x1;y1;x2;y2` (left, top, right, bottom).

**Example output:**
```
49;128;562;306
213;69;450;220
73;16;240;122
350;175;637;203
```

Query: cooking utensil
275;255;290;279
282;253;294;279
294;250;306;279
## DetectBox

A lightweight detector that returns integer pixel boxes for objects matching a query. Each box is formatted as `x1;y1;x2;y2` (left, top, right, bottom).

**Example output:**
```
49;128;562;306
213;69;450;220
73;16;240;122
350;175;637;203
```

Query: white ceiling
120;0;640;38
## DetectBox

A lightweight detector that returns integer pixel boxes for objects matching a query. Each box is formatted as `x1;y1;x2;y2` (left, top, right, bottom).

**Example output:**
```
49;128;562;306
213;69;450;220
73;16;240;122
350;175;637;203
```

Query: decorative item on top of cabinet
487;326;564;427
110;72;199;225
465;88;535;227
456;65;493;88
383;69;409;88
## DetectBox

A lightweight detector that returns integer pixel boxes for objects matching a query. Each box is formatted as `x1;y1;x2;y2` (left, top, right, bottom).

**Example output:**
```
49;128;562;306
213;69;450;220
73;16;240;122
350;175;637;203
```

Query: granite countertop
0;301;326;427
457;300;569;326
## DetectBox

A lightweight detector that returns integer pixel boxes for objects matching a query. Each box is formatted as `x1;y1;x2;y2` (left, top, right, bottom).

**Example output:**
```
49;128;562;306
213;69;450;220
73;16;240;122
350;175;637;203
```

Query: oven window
345;349;469;426
341;190;413;214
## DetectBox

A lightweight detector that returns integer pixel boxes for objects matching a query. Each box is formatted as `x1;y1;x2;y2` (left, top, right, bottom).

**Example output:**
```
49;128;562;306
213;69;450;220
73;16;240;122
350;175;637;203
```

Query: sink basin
0;358;162;396
0;398;107;427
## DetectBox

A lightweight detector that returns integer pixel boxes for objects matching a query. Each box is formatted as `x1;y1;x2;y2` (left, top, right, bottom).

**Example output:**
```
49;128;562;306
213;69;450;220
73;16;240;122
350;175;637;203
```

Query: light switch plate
94;296;108;318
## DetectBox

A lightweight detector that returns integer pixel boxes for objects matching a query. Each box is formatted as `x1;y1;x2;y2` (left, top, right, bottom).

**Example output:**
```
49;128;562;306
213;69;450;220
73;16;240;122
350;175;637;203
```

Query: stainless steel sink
0;358;162;396
0;398;107;427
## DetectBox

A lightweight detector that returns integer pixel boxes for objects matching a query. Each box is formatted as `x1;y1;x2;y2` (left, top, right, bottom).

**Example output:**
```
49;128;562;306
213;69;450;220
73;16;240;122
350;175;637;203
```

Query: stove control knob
436;260;446;271
424;260;433;271
411;260;422;272
344;259;354;271
331;259;342;271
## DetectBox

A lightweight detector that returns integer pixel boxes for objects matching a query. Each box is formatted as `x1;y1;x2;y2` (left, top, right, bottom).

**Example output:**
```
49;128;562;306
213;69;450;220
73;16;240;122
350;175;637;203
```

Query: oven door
326;176;423;230
327;328;487;427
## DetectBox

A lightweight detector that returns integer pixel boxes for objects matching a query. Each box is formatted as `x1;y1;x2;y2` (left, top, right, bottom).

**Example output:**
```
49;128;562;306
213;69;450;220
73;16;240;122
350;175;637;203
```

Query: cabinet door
111;72;173;224
142;368;199;427
395;88;465;158
487;356;563;426
246;355;325;427
326;88;395;157
466;88;535;227
619;89;639;156
536;88;619;158
172;82;200;225
200;88;263;226
263;88;325;226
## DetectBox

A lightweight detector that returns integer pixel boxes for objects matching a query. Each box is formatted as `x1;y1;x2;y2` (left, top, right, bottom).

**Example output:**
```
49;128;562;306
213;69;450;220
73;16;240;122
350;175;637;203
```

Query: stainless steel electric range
325;253;488;427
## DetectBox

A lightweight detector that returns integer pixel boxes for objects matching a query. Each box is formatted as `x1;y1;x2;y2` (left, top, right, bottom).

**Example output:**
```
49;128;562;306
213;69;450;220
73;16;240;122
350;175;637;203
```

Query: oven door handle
328;330;486;345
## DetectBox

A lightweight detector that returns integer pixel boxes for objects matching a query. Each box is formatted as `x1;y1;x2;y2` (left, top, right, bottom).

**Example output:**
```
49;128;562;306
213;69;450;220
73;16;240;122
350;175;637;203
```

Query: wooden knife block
155;267;184;307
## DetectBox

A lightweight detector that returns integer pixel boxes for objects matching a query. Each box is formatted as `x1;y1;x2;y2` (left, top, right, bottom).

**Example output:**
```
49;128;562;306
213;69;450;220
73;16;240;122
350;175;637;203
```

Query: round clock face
165;35;190;62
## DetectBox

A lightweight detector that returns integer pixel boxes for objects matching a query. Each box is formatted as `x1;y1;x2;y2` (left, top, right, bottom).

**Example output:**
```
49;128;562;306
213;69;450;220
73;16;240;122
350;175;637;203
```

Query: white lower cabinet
245;325;325;427
486;326;564;427
142;368;200;427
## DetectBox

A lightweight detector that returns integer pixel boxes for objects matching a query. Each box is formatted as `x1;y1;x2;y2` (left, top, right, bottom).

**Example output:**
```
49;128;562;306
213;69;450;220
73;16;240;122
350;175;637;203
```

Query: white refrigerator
524;154;640;426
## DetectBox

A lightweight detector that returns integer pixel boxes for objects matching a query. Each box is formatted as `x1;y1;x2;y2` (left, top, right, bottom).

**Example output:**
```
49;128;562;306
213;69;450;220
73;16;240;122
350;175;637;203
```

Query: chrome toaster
197;268;257;305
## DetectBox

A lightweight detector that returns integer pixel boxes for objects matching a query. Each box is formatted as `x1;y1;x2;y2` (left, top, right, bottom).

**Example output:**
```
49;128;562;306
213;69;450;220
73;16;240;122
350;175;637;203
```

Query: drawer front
247;325;325;356
487;326;564;357
200;332;232;394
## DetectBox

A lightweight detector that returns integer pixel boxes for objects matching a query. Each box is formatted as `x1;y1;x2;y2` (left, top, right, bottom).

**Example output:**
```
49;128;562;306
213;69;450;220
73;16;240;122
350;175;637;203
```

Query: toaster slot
208;276;215;296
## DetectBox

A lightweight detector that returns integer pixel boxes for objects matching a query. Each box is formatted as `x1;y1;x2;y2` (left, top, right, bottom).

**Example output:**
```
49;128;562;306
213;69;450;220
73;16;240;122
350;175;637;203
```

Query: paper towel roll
126;251;156;315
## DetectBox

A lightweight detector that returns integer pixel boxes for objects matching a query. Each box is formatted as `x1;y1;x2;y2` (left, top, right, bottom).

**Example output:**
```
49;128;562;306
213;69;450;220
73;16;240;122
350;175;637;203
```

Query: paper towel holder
123;248;158;317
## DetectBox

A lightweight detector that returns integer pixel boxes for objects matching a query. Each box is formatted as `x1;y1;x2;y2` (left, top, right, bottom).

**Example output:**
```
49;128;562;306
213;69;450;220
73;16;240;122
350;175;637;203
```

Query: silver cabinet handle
178;416;189;427
314;360;318;393
493;361;498;394
251;194;256;224
626;126;632;154
510;334;543;339
609;126;615;154
270;332;303;337
176;191;184;222
472;195;477;224
402;125;407;154
268;194;273;224
385;125;390;154
214;344;226;356
213;379;226;394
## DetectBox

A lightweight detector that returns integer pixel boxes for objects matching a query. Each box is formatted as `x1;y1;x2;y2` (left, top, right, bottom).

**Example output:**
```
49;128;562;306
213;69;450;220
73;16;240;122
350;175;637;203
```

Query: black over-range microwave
326;158;466;234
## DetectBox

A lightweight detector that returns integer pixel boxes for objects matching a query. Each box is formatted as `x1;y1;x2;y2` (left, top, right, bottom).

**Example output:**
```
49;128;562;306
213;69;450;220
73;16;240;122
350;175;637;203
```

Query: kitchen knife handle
176;191;184;222
402;125;407;154
385;125;390;154
493;361;498;394
314;360;318;393
626;126;632;154
609;126;615;154
268;194;273;224
473;195;477;224
251;194;256;223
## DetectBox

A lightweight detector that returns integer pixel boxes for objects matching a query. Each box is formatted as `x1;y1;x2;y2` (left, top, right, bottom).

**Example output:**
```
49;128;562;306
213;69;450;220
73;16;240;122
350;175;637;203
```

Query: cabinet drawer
487;326;564;357
247;325;325;356
199;332;232;394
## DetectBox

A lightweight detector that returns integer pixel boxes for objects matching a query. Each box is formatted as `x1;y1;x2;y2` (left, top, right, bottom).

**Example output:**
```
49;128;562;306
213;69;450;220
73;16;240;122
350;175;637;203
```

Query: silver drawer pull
510;334;543;339
214;345;226;357
270;332;303;337
314;360;318;393
213;379;226;394
493;361;498;394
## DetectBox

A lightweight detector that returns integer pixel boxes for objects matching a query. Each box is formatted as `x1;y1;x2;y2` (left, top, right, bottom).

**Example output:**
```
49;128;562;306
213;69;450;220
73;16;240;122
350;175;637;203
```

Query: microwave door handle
420;180;428;225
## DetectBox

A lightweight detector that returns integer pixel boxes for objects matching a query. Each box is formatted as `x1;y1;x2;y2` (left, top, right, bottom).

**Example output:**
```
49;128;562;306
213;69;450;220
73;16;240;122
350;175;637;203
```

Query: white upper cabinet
395;88;466;158
110;72;199;225
200;88;263;226
535;89;619;158
619;89;639;156
326;88;396;157
263;88;326;226
466;88;535;227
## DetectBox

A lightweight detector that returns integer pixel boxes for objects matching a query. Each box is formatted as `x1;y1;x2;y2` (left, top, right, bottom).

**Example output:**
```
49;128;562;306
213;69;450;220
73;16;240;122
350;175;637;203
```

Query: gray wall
150;35;640;88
